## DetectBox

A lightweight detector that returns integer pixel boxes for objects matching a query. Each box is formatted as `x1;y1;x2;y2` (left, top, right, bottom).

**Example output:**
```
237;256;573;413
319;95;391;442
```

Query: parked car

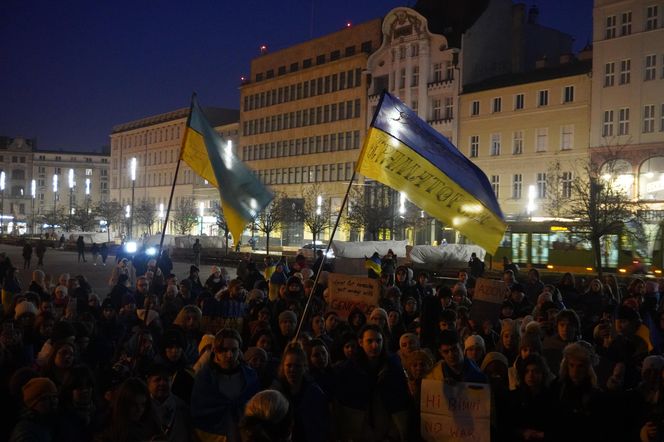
298;242;335;259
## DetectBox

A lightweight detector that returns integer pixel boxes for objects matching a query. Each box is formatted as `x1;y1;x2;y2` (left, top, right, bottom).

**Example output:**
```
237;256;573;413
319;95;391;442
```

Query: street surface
0;244;236;297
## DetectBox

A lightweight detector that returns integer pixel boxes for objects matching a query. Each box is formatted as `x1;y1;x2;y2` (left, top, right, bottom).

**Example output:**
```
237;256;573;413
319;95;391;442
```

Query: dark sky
0;0;592;152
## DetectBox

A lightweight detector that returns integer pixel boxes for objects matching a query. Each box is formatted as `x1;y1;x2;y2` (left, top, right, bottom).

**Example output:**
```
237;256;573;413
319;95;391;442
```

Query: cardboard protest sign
420;379;491;442
327;273;380;320
471;278;506;325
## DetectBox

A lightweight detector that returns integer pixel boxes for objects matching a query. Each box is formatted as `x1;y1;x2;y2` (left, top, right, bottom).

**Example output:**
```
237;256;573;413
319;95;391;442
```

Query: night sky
0;0;593;152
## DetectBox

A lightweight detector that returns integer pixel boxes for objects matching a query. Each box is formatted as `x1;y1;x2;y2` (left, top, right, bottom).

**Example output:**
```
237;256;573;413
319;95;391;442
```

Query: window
620;59;631;84
603;110;614;136
515;93;524;110
399;46;406;59
85;168;92;176
411;66;419;86
491;175;500;197
562;172;573;198
444;97;453;119
661;104;664;131
330;50;340;61
303;58;312;68
399;68;406;89
361;41;372;53
512;131;523;154
536;128;548;152
645;54;657;81
491;97;502;113
561;125;574;150
538;90;549;106
563;86;574;103
606;14;617;38
618;107;630;135
433;63;442;82
471;100;480;116
490;133;501;156
411;100;418;112
646;5;659;30
537;173;547;198
621;11;632;35
643;104;655;133
411;43;419;57
432;99;442;120
470;136;479;158
605;62;615;87
316;54;325;65
512;174;523;199
38;166;45;174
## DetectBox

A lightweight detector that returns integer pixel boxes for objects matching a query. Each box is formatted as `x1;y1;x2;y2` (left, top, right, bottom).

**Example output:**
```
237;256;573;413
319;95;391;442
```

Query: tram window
512;233;528;264
531;233;549;264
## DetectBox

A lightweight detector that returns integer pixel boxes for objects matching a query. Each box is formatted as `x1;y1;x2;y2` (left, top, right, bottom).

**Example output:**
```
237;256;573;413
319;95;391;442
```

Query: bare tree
300;184;333;254
96;201;124;242
71;204;97;232
40;208;66;235
254;192;286;255
346;184;394;241
134;199;157;236
546;157;645;276
213;202;231;255
172;197;198;235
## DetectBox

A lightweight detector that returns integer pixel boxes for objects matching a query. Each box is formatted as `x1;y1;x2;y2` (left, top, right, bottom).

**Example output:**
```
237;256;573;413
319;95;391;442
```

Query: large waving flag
180;95;273;242
356;92;506;253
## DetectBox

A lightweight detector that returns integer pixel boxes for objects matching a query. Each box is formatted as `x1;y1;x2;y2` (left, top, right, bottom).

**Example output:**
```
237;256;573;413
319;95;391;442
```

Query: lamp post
0;171;5;235
159;203;165;234
199;202;205;235
125;204;131;239
85;178;90;214
31;179;36;235
68;169;75;232
52;174;58;234
130;158;136;239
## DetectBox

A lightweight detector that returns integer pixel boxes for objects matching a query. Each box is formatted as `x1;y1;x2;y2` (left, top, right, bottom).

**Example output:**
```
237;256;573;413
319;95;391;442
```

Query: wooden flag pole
157;93;196;266
293;170;357;342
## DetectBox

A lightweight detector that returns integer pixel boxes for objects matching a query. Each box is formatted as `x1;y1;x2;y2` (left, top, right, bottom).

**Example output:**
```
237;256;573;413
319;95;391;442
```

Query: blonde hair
173;305;202;328
244;389;290;422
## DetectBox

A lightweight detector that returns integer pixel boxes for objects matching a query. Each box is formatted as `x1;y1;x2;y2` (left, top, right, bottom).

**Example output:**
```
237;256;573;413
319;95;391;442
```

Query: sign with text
420;380;491;442
327;273;381;320
473;278;507;304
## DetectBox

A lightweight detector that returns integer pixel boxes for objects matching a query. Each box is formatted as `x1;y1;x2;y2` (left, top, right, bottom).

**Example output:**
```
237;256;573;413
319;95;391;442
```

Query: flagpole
293;169;357;341
157;93;197;265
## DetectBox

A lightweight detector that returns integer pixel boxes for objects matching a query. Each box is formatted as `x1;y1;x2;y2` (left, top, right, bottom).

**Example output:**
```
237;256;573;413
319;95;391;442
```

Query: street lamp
199;202;205;235
0;171;5;235
159;202;165;233
31;179;36;234
130;157;136;239
68;169;75;232
85;178;91;214
52;174;58;234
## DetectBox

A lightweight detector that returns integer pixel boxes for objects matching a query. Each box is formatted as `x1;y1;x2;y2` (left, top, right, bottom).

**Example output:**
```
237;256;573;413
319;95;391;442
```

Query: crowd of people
2;244;664;441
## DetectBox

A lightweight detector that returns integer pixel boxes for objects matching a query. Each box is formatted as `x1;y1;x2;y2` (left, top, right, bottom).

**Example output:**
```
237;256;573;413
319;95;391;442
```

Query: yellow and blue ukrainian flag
364;254;382;276
356;92;507;253
180;95;273;242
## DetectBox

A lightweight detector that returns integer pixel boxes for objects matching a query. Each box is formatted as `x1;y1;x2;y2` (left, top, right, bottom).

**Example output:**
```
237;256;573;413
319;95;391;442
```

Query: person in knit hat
10;377;59;441
275;310;298;355
464;334;486;366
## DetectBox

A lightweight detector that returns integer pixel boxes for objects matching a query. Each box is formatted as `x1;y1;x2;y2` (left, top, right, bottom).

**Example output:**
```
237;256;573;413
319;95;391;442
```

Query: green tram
492;221;643;275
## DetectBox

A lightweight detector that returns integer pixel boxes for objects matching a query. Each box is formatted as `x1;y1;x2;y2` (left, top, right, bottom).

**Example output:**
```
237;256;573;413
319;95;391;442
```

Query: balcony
427;77;456;91
426;117;454;132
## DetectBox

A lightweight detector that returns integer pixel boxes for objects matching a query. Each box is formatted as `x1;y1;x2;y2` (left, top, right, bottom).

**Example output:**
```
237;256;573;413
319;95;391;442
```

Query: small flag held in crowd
364;253;382;276
180;95;273;242
356;92;507;253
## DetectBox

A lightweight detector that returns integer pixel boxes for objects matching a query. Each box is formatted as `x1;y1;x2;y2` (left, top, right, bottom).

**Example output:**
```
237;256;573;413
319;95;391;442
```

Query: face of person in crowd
165;345;183;362
184;312;199;331
368;311;386;329
404;298;417;314
510;290;524;303
418;274;427;285
408;359;429;381
288;282;301;294
567;357;589;386
399;335;419;355
503;272;514;285
501;331;514;349
54;344;75;369
179;284;190;298
439;320;454;332
58;274;69;286
71;384;93;407
136;279;149;293
32;390;59;415
147;374;172;403
283;353;306;386
343;339;358;360
453;292;465;305
128;394;148;423
458;271;468;283
54;287;67;300
396;269;407;283
310;345;329;369
138;333;153;354
524;363;544;389
247;354;267;371
258;309;270;322
465;346;484;365
311;315;325;336
325;314;338;331
528;269;539;282
615;318;635;335
441;296;452;308
279;318;296;337
214;337;240;370
557;318;577;341
388;311;400;327
439;343;463;370
359;329;383;360
590;280;601;293
256;334;273;352
520;346;534;360
102;307;115;320
39;301;54;315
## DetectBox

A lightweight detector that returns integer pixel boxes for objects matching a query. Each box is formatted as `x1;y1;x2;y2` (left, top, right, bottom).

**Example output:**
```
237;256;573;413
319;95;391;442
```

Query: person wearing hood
204;266;227;294
10;377;59;442
268;262;289;302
